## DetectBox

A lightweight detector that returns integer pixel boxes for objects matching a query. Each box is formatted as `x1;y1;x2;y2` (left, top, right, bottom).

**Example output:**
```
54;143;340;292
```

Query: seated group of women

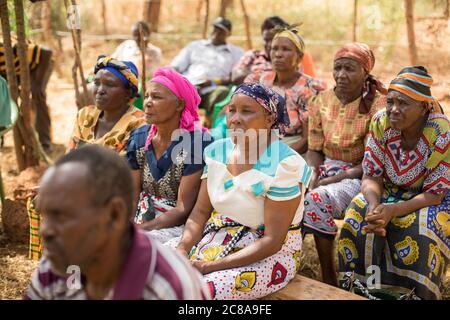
35;24;449;300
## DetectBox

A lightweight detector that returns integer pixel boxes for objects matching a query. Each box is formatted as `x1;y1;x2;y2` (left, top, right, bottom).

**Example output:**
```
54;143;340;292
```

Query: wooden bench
262;275;366;300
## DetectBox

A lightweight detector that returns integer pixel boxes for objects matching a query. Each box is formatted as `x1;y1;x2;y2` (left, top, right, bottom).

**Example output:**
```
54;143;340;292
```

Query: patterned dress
126;125;212;243
302;90;386;238
167;138;313;299
68;105;146;156
338;110;450;299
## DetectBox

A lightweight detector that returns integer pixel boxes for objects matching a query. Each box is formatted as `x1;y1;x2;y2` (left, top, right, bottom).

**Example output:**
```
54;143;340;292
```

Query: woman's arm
176;179;213;255
131;170;141;207
361;174;384;214
317;163;364;187
141;171;203;231
305;150;324;189
193;191;301;274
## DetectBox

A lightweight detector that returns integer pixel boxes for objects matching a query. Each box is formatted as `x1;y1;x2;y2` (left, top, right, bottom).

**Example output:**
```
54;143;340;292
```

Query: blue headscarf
94;55;140;98
233;83;290;136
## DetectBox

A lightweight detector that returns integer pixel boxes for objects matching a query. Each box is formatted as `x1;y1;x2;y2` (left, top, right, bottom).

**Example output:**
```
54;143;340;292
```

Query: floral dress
167;138;313;299
338;110;450;299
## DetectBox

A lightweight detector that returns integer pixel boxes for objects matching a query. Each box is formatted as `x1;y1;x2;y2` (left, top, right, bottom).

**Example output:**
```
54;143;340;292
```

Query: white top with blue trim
202;138;312;229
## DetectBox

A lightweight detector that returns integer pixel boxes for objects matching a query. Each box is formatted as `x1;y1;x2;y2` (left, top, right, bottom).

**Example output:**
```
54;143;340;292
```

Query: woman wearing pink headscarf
126;67;213;244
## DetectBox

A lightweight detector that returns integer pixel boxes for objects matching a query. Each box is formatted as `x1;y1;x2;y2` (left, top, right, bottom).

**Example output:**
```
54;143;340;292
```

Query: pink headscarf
144;67;205;150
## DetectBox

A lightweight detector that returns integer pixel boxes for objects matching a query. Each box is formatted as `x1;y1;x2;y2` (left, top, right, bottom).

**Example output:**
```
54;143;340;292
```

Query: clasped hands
362;203;398;237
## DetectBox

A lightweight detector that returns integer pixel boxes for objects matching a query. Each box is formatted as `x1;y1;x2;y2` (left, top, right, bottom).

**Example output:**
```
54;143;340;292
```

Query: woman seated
245;26;326;154
338;66;450;300
126;67;212;244
172;83;312;300
29;56;145;261
68;56;146;155
232;16;316;85
302;43;387;286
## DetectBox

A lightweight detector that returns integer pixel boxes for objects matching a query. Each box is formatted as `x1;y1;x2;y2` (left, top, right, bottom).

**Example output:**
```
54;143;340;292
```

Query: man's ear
106;196;128;232
266;113;276;129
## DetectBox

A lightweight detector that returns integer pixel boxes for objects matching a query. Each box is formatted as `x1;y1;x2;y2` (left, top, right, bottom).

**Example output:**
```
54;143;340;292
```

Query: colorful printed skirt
302;158;361;238
338;189;450;300
188;212;302;300
135;191;183;244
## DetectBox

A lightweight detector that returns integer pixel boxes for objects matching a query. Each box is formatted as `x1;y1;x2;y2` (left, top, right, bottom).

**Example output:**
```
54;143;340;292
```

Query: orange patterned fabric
308;89;386;164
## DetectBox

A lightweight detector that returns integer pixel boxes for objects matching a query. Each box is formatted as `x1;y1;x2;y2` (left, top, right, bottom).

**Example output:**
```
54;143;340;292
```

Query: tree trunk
143;0;162;32
239;0;252;49
14;0;41;169
445;0;449;19
219;0;233;17
101;0;108;37
64;0;89;109
352;0;358;42
203;0;210;39
0;0;26;170
404;0;418;65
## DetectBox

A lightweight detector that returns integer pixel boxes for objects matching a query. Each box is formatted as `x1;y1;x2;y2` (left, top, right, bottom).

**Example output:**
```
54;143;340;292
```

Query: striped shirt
0;36;41;78
24;225;211;300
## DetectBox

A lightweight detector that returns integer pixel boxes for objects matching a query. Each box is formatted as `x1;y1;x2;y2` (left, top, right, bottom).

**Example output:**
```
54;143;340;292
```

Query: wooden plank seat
261;274;366;300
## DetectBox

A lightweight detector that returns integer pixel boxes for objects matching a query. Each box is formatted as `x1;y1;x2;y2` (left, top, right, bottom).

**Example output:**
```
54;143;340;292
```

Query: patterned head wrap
389;66;444;114
94;55;140;98
272;26;305;55
334;42;387;114
233;83;290;136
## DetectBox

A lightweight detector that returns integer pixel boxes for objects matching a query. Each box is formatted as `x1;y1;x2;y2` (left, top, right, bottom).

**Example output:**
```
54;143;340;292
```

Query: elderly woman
338;66;450;300
172;83;312;300
302;43;387;286
68;56;146;155
28;56;146;261
126;67;212;244
246;26;326;154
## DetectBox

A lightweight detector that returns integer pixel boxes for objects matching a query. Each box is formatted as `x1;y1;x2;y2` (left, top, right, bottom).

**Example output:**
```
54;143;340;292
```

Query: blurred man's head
132;21;151;47
37;145;134;276
210;17;232;46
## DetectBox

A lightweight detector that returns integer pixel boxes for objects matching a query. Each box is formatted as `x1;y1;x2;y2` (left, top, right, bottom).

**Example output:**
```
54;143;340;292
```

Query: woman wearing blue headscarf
172;83;312;299
68;55;146;155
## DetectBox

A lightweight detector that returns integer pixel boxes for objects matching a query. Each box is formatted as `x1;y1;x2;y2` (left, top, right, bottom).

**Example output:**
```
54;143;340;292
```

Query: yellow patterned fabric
68;105;145;156
27;197;43;261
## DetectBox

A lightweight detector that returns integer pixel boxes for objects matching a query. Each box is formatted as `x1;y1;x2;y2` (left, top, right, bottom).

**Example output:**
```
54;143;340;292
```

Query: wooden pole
14;0;41;168
139;24;146;93
203;0;210;39
404;0;418;65
445;0;449;19
239;0;252;50
101;0;108;38
352;0;358;42
64;0;89;108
